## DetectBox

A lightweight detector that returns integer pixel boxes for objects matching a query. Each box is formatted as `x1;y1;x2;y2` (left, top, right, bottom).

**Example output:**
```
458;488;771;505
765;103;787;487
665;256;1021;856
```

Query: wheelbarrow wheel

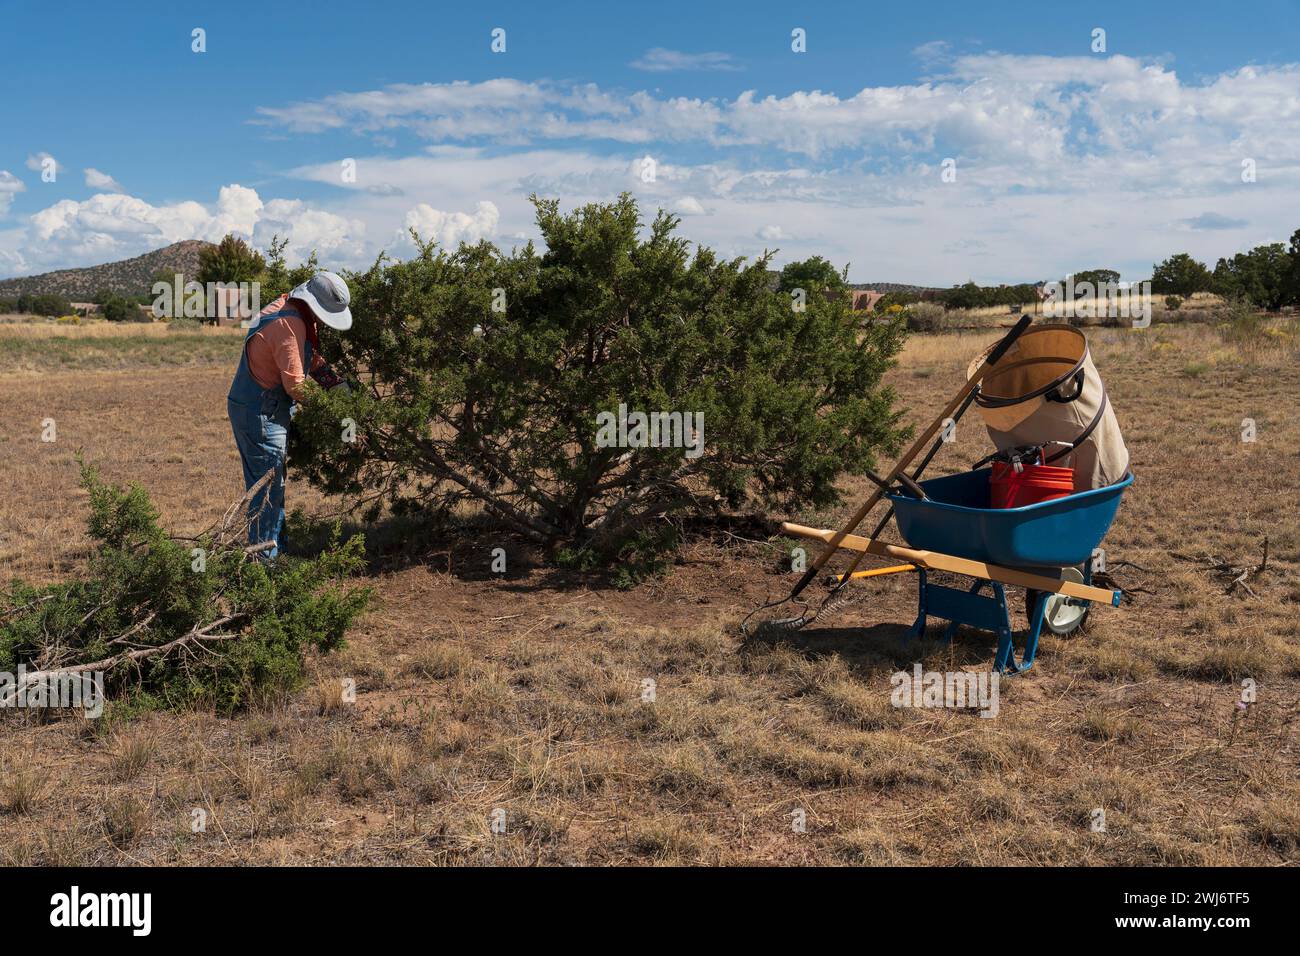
1025;566;1091;637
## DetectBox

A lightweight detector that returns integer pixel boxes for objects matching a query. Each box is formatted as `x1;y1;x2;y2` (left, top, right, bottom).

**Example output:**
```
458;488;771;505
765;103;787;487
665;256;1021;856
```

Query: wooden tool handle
802;314;1035;593
781;522;1120;606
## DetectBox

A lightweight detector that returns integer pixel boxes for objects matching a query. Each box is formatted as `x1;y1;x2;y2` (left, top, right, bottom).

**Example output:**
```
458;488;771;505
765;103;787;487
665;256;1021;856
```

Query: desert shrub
102;294;146;323
290;194;910;575
20;293;73;317
905;302;950;332
1164;295;1183;312
1214;297;1264;344
873;290;920;312
0;463;370;714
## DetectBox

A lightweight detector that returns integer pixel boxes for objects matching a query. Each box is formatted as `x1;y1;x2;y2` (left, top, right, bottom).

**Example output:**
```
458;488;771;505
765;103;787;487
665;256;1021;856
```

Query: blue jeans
227;393;290;559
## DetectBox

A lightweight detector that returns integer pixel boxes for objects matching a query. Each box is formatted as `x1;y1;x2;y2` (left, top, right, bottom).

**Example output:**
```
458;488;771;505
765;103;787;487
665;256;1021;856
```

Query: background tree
776;256;849;298
1287;228;1300;308
196;234;266;287
258;236;318;300
102;293;146;322
195;234;267;324
21;293;73;316
1212;243;1292;310
290;194;909;581
1064;269;1121;295
1151;253;1213;296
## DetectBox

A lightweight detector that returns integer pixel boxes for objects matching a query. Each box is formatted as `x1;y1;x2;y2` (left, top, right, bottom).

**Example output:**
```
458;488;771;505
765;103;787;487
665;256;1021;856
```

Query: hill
0;240;213;300
850;282;943;294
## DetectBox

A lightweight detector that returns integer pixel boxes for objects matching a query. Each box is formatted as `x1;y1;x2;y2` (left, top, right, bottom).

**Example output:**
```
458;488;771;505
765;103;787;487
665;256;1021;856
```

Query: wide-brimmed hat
290;271;352;331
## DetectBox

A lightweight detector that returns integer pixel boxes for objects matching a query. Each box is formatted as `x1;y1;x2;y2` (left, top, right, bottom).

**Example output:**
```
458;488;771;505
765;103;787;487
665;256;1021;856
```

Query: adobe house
851;290;884;312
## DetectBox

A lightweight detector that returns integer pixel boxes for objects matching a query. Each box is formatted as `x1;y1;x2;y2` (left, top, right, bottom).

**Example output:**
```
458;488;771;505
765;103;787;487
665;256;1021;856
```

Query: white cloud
251;58;1300;179
25;152;62;176
84;168;125;192
397;201;499;250
7;183;364;275
912;40;952;67
0;171;25;216
252;199;367;263
9;51;1300;286
630;48;741;72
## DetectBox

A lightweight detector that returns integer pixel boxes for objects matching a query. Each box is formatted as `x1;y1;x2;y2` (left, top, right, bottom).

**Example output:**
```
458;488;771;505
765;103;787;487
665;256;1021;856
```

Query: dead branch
0;614;247;706
1173;535;1269;597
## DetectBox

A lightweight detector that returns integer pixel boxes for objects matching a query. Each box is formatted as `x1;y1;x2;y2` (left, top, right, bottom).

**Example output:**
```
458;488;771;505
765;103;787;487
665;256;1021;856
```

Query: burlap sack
967;325;1129;492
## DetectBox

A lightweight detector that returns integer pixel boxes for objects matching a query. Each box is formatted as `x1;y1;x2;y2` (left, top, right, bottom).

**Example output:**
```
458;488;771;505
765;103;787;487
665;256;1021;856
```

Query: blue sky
2;0;1299;284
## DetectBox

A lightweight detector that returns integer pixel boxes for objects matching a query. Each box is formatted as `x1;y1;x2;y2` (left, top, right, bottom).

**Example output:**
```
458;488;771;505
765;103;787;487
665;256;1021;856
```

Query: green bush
103;294;147;323
1152;253;1213;296
290;194;910;575
1212;243;1292;311
1214;297;1264;344
904;302;951;332
1164;295;1183;311
18;293;73;317
0;463;370;714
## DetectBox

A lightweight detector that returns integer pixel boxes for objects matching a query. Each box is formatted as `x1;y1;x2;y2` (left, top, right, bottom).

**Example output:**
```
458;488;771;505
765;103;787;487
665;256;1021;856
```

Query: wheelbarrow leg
989;582;1020;673
942;579;986;642
998;588;1047;674
909;569;929;638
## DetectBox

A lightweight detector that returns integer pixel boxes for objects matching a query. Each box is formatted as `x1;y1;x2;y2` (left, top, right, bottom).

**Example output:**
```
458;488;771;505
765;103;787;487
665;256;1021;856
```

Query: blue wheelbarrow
764;314;1132;673
885;468;1134;672
780;469;1132;673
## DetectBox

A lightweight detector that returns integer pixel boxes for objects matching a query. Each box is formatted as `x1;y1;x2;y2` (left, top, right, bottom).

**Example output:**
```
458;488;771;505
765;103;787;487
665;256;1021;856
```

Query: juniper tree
291;194;909;576
0;463;370;714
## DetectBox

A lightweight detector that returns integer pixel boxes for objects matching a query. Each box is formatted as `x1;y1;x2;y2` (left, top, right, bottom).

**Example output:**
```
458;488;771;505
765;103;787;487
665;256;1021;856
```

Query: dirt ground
1;318;1297;865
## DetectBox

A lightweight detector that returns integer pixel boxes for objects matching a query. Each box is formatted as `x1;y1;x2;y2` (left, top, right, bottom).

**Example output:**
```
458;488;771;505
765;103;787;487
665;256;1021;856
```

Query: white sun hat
290;271;352;331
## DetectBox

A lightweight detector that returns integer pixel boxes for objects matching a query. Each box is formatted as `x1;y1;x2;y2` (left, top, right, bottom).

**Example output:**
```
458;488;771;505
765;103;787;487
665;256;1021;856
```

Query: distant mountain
849;282;943;293
0;240;214;300
763;270;944;294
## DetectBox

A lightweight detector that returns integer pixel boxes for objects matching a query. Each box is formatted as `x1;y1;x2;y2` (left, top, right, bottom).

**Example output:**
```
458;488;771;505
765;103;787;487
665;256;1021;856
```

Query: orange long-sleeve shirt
245;295;325;401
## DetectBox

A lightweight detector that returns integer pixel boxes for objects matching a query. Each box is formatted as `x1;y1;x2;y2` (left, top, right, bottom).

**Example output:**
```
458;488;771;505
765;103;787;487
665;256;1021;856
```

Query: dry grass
0;318;241;375
0;319;1296;865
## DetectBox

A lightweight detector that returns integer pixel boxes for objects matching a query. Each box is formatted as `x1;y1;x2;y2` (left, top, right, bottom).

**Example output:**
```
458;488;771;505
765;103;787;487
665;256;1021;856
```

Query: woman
226;271;352;558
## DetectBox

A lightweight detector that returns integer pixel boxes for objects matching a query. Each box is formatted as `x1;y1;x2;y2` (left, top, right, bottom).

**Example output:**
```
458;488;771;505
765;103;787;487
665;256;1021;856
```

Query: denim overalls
226;309;312;559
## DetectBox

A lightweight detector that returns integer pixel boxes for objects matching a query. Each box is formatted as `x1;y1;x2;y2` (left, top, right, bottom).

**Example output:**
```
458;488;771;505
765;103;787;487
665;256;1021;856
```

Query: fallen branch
1172;536;1269;597
1;462;371;714
0;615;245;706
